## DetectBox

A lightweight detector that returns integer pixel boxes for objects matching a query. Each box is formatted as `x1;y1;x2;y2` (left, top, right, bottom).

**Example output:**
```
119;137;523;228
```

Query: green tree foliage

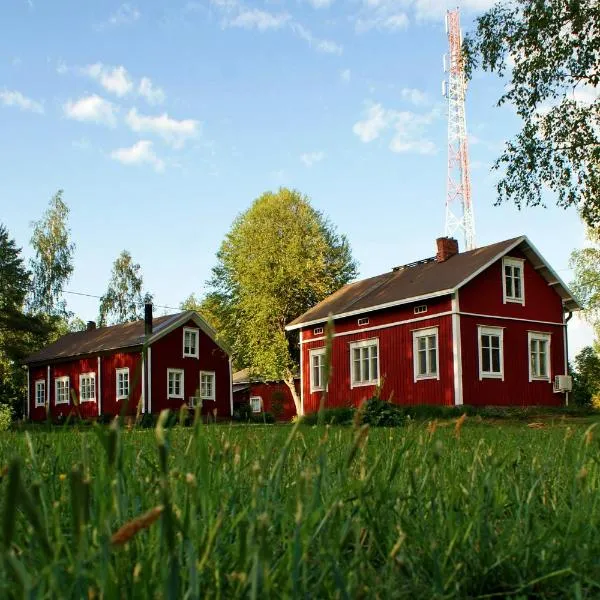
571;346;600;406
208;188;358;414
464;1;600;226
29;190;75;316
98;250;153;326
570;230;600;336
180;293;225;342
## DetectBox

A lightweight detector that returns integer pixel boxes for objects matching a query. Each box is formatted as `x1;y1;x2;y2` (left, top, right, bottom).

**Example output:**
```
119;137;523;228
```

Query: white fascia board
285;289;454;331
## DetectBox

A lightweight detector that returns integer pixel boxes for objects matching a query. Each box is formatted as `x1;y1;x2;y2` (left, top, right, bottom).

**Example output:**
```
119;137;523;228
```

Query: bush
359;398;405;427
250;411;275;424
233;402;253;422
301;406;356;426
0;404;12;431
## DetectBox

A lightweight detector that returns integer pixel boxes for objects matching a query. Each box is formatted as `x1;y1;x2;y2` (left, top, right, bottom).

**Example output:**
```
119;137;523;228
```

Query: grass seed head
455;413;467;438
111;505;164;547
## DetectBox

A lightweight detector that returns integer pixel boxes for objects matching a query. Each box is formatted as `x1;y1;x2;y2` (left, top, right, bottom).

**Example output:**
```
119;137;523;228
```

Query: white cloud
125;108;199;148
307;0;334;7
228;8;290;31
138;77;166;105
355;1;409;33
83;63;133;97
340;68;351;83
572;84;599;106
56;60;68;75
300;151;326;167
291;23;343;54
111;140;164;172
107;3;140;26
0;89;44;114
353;101;438;154
63;95;117;127
401;87;429;106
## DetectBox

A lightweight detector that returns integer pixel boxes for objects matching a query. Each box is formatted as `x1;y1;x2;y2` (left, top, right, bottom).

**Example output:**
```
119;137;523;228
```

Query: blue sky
0;0;593;355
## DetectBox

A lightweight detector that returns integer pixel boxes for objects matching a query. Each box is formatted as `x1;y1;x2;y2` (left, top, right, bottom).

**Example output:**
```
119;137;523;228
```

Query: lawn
1;416;600;598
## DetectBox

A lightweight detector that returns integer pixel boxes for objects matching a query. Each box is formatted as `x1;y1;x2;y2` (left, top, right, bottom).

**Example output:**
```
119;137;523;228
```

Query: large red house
286;236;580;414
23;306;232;421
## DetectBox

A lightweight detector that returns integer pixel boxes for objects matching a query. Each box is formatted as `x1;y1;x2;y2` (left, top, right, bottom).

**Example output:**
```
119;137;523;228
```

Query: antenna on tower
442;8;475;251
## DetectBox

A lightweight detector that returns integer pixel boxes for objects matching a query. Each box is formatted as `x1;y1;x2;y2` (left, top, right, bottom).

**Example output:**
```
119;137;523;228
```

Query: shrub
233;402;253;422
359;398;405;427
0;404;12;431
250;412;275;424
301;407;356;426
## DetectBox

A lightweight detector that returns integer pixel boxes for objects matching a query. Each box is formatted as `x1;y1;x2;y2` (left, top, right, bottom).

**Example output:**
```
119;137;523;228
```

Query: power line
63;289;182;312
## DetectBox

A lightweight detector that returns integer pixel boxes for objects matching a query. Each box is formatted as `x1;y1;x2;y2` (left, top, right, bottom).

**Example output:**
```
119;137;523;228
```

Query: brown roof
286;236;579;329
24;312;185;365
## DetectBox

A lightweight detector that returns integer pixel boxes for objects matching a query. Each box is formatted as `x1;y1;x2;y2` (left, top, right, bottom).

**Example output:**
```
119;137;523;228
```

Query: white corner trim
229;357;234;416
299;329;304;416
97;356;102;416
477;326;505;381
25;367;30;418
412;326;440;382
47;365;50;408
451;293;463;405
167;368;185;399
182;327;200;358
141;354;146;414
147;347;152;413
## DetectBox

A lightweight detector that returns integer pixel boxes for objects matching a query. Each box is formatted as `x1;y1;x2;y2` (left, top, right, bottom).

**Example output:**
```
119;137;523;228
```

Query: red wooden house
286;236;580;414
232;369;299;420
23;305;232;421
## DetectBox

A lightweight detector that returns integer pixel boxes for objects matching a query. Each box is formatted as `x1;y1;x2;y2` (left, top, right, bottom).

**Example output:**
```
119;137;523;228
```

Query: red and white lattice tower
443;8;475;250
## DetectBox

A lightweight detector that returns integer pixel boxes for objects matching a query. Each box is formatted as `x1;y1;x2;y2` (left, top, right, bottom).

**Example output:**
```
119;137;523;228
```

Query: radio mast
443;8;475;250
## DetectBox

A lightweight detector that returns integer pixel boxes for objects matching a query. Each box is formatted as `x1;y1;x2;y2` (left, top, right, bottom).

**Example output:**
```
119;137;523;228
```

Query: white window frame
310;348;326;393
528;331;552;382
250;396;262;413
313;327;324;335
79;372;96;403
349;338;380;389
358;317;369;326
412;326;439;381
199;370;216;401
183;327;200;358
502;257;525;305
116;367;130;401
414;305;428;315
167;368;185;399
55;376;70;405
478;326;504;380
35;380;46;408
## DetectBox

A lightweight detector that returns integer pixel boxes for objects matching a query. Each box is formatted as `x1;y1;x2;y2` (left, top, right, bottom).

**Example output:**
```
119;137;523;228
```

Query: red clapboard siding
150;319;231;418
459;249;564;323
248;381;299;421
101;351;143;417
302;310;455;413
459;315;564;406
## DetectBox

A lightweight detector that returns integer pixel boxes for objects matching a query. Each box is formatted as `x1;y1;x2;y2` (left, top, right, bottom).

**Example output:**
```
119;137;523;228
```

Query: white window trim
412;326;440;382
313;327;324;335
502;257;525;305
250;396;262;413
309;348;326;393
414;305;427;315
358;317;370;326
55;376;70;405
115;367;130;401
349;338;380;389
528;331;552;382
79;372;96;403
34;379;46;408
478;326;505;380
182;327;200;358
199;370;216;401
167;368;185;399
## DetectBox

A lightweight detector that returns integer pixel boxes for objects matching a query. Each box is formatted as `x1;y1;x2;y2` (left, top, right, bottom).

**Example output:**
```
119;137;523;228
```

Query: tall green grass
1;417;600;597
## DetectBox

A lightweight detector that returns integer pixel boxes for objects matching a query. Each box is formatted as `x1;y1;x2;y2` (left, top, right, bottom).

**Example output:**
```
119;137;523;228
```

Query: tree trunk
284;374;302;416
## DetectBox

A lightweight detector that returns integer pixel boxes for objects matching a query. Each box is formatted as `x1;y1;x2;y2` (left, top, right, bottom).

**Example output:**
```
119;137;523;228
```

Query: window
200;371;215;400
167;369;184;399
310;348;326;392
250;396;262;413
313;327;324;335
35;380;46;407
116;368;130;400
478;326;504;379
503;257;525;304
183;327;199;358
79;373;96;402
55;376;70;405
350;339;379;388
412;327;439;380
414;305;428;315
358;317;369;326
529;332;551;381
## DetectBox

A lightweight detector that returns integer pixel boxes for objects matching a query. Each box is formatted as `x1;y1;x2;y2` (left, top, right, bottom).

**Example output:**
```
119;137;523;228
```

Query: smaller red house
232;369;299;420
23;305;232;421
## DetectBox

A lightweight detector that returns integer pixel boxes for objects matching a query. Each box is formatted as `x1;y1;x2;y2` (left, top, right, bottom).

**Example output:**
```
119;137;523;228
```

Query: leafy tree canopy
208;188;357;414
464;1;600;225
570;229;600;337
99;250;153;326
571;346;600;406
29;190;75;316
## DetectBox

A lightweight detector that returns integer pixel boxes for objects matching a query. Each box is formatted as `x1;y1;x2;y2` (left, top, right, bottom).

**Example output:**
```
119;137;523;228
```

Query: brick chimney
86;321;96;331
144;302;153;336
436;237;459;262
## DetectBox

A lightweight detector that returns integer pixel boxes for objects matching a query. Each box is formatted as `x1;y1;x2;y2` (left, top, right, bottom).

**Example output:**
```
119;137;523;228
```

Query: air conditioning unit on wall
553;375;573;393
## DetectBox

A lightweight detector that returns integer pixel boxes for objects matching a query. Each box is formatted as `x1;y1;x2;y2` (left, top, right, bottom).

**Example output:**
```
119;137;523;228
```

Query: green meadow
1;417;600;598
